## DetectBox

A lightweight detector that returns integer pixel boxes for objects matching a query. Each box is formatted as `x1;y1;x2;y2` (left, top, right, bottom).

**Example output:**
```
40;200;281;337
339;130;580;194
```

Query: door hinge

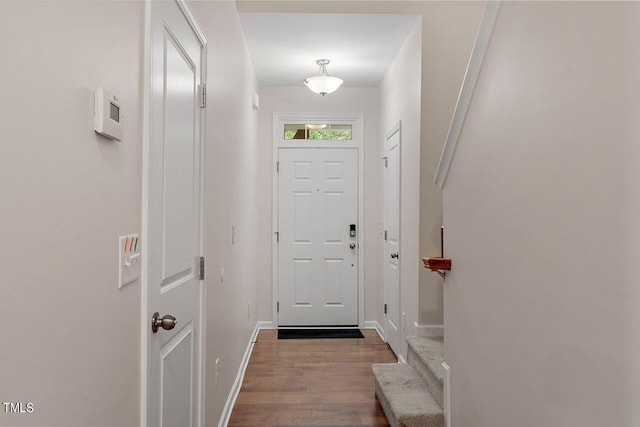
277;301;280;312
200;84;207;108
276;161;280;173
383;156;388;168
384;230;387;241
198;256;205;280
384;303;387;314
275;231;279;242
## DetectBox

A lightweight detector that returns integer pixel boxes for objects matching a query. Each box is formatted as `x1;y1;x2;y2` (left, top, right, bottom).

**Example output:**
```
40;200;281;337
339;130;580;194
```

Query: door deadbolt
152;312;177;333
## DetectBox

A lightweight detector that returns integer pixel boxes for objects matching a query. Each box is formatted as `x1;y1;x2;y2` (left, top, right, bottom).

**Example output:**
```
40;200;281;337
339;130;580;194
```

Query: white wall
187;1;260;424
255;86;380;324
378;21;422;357
0;1;144;425
417;1;485;326
443;2;640;426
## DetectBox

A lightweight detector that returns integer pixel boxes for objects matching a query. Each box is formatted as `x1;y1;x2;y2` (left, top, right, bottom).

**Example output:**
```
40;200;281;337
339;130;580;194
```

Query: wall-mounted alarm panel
94;87;123;141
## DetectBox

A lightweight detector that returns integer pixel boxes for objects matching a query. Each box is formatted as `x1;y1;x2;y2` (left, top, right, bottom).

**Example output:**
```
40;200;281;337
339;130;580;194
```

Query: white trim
218;322;270;427
398;354;407;364
218;323;261;427
442;362;451;427
356;117;365;328
414;322;445;337
176;0;207;46
272;113;365;328
383;121;402;357
271;115;279;327
256;320;275;330
196;42;208;427
139;2;152;425
386;121;401;141
434;1;502;189
187;0;208;423
363;321;385;341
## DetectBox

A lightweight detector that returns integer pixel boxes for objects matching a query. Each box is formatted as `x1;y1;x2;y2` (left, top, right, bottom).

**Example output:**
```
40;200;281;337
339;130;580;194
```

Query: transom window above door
284;123;352;141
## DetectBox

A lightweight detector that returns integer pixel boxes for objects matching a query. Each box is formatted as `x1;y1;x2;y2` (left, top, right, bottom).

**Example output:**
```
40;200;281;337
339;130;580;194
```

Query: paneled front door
278;148;358;326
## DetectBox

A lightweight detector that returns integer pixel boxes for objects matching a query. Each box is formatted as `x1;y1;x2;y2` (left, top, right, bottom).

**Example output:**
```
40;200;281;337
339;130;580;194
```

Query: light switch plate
119;234;140;288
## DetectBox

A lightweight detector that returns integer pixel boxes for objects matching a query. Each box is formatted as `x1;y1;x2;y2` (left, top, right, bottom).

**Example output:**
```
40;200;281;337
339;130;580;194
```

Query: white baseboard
218;321;267;427
256;320;274;330
363;320;384;341
414;322;444;337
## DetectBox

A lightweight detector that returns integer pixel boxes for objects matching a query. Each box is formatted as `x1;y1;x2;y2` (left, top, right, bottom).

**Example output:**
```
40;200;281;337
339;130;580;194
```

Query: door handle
390;252;399;259
349;243;356;249
152;312;177;333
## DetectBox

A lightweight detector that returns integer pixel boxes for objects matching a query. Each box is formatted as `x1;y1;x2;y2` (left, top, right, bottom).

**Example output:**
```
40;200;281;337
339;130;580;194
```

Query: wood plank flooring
228;329;397;427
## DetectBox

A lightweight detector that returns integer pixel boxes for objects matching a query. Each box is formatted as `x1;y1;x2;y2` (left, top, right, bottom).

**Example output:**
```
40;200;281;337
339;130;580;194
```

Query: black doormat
278;328;364;339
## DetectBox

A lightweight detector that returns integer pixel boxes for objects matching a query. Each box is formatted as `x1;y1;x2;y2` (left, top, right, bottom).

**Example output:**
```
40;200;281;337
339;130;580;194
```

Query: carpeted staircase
372;336;444;427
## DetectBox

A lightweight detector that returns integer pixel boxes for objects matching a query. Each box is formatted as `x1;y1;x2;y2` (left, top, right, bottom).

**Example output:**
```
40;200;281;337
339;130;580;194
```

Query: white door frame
140;1;207;426
272;113;364;327
383;121;401;356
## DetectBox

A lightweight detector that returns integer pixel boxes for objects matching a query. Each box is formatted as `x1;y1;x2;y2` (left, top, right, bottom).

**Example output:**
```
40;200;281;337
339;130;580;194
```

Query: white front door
384;123;401;356
278;148;359;326
146;1;205;426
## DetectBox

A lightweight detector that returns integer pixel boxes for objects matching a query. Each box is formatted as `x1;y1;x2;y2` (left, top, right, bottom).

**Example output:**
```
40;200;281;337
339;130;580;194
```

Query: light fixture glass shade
304;59;343;96
304;76;343;96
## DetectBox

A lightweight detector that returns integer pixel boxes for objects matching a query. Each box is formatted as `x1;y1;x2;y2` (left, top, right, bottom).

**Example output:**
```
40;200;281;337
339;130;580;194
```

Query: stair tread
406;336;444;385
372;363;443;424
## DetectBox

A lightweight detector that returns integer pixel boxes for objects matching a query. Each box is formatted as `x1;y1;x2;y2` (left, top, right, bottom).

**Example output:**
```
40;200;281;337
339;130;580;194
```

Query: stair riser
375;379;400;427
407;347;444;408
375;378;445;427
373;364;444;427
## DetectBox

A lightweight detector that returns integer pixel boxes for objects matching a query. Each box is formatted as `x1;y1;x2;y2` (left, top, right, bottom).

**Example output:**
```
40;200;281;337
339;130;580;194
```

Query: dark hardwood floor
228;328;397;427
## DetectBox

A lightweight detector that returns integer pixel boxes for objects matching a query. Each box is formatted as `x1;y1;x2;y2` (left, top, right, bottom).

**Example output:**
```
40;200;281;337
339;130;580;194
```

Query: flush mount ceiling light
304;59;343;96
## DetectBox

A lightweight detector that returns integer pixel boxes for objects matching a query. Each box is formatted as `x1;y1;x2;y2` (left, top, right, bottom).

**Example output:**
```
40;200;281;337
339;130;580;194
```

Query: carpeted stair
372;337;444;427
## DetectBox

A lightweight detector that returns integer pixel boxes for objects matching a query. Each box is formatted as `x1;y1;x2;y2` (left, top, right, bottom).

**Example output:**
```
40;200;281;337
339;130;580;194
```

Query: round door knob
390;252;399;259
152;312;177;333
349;243;356;249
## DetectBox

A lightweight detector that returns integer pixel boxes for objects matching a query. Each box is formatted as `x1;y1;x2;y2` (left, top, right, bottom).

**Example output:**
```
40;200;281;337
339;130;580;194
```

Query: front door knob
152;312;177;333
349;242;356;249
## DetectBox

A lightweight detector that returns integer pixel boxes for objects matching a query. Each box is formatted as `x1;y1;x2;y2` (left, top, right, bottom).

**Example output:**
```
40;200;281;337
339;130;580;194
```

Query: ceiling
238;13;420;87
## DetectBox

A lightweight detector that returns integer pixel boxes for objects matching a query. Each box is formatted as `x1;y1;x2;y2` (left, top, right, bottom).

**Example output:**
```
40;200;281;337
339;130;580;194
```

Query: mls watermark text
3;402;34;413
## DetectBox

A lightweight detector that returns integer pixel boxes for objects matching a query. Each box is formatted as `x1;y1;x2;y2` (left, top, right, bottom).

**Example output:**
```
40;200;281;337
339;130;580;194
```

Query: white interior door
278;148;359;326
146;1;205;426
384;123;401;356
